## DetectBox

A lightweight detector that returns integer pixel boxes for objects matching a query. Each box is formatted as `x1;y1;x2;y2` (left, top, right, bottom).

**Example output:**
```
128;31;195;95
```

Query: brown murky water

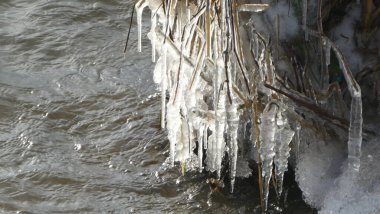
0;0;315;213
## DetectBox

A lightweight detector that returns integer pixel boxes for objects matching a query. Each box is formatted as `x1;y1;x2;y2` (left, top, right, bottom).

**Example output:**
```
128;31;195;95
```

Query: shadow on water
0;0;316;213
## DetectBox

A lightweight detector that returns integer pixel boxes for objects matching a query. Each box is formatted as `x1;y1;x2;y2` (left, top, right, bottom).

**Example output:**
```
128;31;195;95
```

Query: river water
0;0;315;213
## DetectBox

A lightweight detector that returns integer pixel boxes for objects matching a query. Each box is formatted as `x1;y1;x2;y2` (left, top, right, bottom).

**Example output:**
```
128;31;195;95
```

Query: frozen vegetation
130;0;379;212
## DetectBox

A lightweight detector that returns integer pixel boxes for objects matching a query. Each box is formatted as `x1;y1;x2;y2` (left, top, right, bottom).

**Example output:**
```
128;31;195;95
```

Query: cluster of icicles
133;0;363;211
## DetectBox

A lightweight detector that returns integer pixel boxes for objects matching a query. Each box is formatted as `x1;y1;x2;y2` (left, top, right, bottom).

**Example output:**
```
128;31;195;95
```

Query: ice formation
323;38;331;67
259;102;278;209
274;110;294;196
133;0;364;211
328;38;363;171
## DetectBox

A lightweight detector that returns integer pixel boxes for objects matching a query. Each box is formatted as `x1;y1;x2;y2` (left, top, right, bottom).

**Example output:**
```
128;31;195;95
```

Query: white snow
296;127;380;214
320;136;380;214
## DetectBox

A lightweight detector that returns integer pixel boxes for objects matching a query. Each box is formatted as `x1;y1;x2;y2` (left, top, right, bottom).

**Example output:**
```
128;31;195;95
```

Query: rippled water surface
0;1;315;213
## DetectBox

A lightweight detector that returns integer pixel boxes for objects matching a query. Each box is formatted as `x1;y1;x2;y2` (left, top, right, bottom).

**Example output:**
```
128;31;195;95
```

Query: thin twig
224;0;233;104
230;0;251;95
231;84;251;107
189;41;206;90
264;83;349;129
152;3;163;19
124;4;135;53
173;19;189;103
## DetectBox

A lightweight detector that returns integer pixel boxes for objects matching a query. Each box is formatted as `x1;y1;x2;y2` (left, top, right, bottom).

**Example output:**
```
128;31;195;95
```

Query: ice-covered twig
237;3;269;12
264;83;349;129
307;27;363;170
328;39;362;171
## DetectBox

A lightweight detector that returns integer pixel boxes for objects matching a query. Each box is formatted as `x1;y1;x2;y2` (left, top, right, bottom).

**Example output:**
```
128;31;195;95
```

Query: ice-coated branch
328;39;363;171
303;28;363;171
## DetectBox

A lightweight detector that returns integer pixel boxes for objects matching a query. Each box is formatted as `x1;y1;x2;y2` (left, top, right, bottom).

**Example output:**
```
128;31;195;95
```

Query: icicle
330;38;363;171
295;123;301;160
207;56;226;175
161;82;166;128
198;125;205;171
206;132;216;171
167;102;181;166
188;121;195;161
324;38;331;67
136;1;148;52
151;12;157;62
203;126;208;150
161;44;168;129
227;60;239;193
227;103;239;193
259;102;278;211
215;85;227;178
347;95;362;171
302;0;308;41
136;7;142;52
274;111;295;196
178;116;190;162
